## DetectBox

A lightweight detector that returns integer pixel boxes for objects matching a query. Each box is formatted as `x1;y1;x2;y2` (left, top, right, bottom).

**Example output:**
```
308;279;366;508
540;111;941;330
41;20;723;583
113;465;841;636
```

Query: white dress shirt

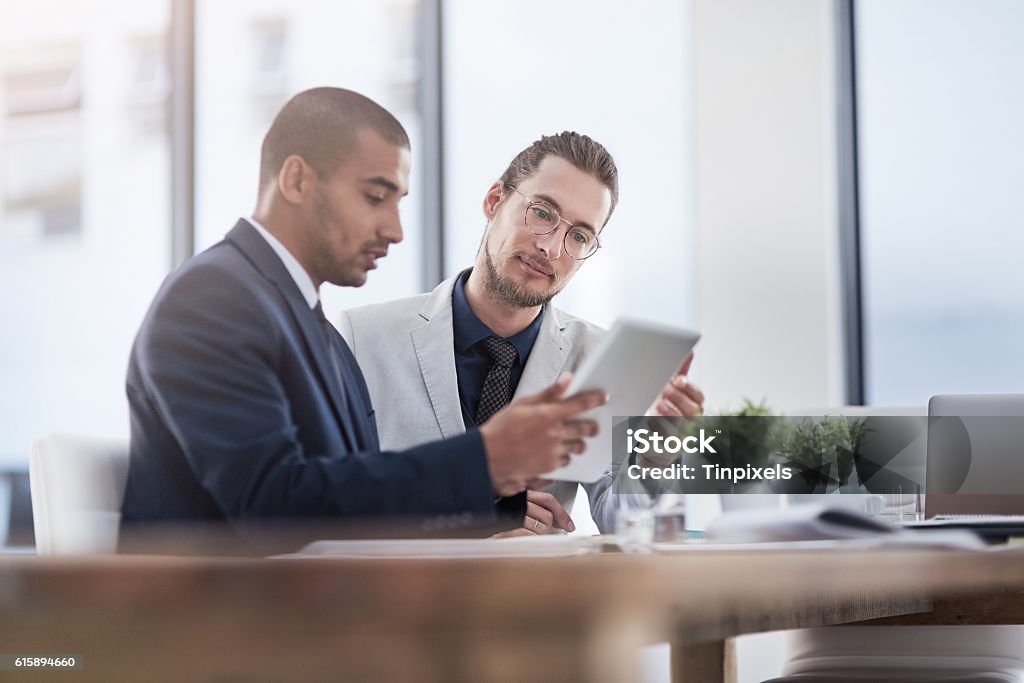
244;216;319;310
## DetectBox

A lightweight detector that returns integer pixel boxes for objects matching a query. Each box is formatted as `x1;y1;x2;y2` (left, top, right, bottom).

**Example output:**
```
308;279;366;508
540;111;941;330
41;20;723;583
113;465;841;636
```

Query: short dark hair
499;131;619;226
258;87;409;194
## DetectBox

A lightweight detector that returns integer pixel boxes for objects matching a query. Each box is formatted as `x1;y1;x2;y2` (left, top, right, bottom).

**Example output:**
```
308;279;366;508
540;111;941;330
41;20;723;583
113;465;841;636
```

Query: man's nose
381;209;404;244
534;228;563;260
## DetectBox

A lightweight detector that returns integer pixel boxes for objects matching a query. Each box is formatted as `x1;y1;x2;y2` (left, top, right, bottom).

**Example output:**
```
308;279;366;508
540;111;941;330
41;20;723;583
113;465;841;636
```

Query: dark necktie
313;301;349;413
475;337;518;424
474;336;527;526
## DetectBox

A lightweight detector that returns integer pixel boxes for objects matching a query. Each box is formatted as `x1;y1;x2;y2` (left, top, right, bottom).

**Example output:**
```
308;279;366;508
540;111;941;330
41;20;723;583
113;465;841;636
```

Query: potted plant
769;415;867;493
677;401;868;494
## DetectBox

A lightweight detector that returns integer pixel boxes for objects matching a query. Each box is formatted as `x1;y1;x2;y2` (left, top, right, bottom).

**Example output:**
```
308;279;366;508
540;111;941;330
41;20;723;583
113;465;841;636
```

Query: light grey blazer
338;274;619;532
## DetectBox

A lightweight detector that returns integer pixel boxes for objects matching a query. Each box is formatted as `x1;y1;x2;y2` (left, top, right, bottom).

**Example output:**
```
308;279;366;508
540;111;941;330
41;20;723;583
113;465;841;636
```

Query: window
856;0;1024;404
194;0;426;319
0;1;172;467
2;45;83;241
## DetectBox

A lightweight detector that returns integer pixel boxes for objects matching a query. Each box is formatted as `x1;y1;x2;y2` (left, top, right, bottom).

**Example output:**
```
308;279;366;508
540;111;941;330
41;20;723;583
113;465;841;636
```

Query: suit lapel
226;220;360;453
411;277;466;439
515;306;572;398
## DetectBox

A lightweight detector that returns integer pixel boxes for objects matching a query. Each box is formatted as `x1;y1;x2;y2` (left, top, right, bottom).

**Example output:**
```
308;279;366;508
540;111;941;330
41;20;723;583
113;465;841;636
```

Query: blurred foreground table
2;545;1024;682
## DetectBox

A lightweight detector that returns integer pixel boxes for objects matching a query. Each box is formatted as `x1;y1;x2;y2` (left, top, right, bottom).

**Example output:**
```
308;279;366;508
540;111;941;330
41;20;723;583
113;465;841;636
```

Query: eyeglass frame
505;185;602;261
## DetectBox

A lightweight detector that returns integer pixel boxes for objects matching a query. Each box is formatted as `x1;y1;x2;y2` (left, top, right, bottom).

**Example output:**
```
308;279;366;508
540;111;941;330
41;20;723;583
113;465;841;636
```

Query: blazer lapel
515;306;573;398
411;277;466;439
226;220;360;453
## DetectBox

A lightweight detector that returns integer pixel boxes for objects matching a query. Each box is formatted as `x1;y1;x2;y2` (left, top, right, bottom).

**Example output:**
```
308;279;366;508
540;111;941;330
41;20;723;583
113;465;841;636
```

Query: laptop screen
926;394;1024;517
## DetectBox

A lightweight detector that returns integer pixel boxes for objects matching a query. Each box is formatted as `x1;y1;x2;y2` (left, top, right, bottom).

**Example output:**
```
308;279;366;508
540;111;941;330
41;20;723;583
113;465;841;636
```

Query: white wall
693;0;845;416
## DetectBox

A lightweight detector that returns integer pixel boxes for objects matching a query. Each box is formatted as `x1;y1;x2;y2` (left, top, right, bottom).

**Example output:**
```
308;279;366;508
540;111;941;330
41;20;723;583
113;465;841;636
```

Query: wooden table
2;546;1023;682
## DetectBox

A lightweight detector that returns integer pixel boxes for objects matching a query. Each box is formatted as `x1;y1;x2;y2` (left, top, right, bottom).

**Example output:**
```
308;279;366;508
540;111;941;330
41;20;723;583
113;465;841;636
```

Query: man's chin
510;270;555;296
521;281;555;301
497;275;558;308
326;270;368;288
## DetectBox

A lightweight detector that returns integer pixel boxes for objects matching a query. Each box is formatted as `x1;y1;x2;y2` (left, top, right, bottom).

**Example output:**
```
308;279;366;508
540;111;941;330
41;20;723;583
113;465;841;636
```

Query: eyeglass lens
524;204;597;259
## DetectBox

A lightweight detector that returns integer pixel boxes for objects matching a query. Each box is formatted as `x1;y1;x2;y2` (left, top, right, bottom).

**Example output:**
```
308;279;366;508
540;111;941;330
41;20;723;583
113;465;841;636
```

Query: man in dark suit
122;87;605;530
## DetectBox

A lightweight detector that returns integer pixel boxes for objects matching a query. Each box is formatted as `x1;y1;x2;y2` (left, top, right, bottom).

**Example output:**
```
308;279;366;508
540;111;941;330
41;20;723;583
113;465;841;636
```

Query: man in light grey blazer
339;132;704;534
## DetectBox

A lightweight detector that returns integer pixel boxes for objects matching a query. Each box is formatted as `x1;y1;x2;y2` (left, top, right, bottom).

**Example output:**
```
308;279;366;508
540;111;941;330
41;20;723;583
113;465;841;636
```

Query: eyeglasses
507;186;601;261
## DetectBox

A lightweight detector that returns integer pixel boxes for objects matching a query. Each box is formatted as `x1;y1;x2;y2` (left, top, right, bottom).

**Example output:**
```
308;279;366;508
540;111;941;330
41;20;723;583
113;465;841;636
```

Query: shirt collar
451;268;545;362
245;216;320;310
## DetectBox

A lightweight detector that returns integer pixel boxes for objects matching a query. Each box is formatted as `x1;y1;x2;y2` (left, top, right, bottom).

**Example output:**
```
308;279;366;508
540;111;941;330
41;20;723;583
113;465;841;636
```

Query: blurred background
1;0;1022;677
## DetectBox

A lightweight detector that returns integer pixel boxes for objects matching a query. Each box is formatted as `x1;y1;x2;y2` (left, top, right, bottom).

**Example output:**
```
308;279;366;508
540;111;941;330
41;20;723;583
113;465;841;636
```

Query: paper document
705;504;986;550
275;534;596;559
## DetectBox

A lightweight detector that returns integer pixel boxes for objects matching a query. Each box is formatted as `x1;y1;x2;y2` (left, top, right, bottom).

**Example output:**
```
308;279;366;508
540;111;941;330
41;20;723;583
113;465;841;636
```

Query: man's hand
636;353;706;468
491;490;576;538
524;490;575;534
480;374;607;497
649;352;705;417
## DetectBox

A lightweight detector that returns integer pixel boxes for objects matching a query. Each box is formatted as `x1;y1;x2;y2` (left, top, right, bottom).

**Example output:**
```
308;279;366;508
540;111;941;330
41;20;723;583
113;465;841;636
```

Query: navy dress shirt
451;270;545;427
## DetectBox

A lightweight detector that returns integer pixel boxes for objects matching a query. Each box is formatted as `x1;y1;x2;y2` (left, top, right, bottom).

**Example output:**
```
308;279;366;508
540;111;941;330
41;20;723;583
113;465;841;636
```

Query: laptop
908;394;1024;538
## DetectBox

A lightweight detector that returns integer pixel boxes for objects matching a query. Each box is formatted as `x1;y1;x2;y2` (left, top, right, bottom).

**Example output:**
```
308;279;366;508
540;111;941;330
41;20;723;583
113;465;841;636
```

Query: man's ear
277;155;313;205
481;181;505;220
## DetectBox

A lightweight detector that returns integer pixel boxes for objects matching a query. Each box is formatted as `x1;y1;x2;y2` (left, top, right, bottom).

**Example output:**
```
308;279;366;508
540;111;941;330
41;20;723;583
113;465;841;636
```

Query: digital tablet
544;317;701;483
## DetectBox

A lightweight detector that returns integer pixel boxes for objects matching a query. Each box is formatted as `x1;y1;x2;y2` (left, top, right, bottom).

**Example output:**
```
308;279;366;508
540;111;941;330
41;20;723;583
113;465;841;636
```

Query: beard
310;186;367;287
482;243;565;308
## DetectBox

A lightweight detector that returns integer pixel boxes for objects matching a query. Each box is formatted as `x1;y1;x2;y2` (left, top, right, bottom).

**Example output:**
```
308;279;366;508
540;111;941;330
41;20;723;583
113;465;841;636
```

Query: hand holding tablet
544;318;701;483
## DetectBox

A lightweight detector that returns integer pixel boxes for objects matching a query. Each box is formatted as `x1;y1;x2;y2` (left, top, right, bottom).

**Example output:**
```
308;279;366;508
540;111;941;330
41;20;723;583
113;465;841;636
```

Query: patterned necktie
475;336;527;527
474;336;519;424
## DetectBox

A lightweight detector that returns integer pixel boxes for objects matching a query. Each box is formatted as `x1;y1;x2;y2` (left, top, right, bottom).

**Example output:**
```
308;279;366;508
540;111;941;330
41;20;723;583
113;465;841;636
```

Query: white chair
768;626;1024;682
30;434;130;555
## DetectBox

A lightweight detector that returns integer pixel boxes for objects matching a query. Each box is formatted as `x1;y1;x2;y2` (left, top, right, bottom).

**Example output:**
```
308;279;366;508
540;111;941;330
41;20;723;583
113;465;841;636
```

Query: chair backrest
30;434;130;555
